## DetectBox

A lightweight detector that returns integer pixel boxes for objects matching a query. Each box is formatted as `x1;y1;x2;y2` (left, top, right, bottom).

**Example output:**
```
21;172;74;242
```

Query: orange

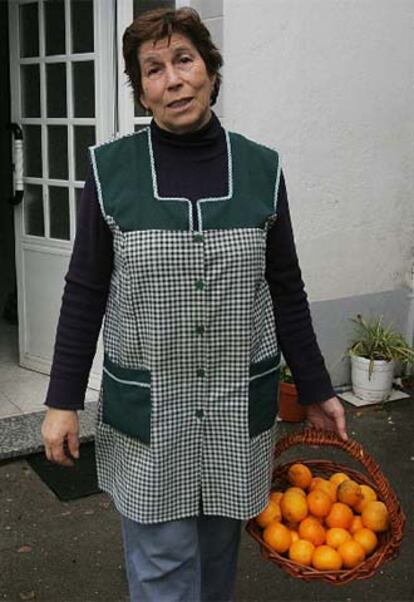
298;517;326;546
325;503;354;530
349;515;364;534
313;479;337;502
256;500;281;528
326;527;352;549
263;521;292;554
287;463;313;490
353;485;377;514
337;479;362;508
353;528;378;555
288;539;315;566
285;486;307;497
307;489;332;518
309;477;326;492
338;539;366;568
312;545;343;570
270;491;284;506
329;472;350;487
289;529;300;543
361;501;389;532
280;492;308;523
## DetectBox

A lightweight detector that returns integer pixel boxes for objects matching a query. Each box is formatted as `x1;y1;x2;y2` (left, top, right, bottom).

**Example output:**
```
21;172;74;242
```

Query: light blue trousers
120;503;242;602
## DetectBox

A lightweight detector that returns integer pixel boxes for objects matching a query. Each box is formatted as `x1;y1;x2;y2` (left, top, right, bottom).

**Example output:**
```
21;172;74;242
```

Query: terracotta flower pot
277;382;307;422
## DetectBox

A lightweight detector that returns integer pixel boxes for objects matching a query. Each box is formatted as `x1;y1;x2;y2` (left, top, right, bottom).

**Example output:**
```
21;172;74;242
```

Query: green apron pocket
248;353;281;438
102;355;151;444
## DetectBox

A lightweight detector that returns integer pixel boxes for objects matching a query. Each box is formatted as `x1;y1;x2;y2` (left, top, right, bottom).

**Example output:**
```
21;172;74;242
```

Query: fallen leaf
17;545;32;553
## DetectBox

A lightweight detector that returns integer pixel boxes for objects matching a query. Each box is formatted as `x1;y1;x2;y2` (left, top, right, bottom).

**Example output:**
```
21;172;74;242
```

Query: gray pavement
1;396;413;602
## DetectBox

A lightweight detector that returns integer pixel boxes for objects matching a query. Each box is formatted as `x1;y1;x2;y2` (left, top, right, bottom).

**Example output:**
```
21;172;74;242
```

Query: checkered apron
89;127;282;524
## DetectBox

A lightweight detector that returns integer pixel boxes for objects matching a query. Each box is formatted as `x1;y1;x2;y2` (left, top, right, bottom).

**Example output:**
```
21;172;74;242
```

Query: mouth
167;97;194;110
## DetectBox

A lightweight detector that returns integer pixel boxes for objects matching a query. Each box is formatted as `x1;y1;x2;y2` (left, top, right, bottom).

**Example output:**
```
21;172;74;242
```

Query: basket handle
273;427;404;537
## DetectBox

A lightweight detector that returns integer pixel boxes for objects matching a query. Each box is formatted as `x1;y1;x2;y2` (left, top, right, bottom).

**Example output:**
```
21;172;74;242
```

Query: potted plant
277;364;307;422
348;314;414;402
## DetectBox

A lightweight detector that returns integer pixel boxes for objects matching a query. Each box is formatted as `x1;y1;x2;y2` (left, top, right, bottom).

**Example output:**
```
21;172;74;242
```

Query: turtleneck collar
150;111;223;148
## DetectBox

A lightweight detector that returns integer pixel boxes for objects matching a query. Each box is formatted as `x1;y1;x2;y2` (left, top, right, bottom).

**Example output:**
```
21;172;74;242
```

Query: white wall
223;0;414;303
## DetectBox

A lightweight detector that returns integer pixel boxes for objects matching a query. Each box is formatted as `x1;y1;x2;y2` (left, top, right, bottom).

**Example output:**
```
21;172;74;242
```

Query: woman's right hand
41;408;80;467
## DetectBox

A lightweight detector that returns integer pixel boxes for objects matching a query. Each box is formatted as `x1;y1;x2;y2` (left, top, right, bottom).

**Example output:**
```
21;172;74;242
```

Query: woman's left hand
305;396;348;442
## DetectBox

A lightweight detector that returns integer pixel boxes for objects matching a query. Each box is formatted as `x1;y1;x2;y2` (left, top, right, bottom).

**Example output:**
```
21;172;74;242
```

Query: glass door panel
23;125;42;178
24;185;45;237
21;65;41;117
49;187;70;240
72;61;95;117
46;63;67;117
74;126;95;180
71;0;94;53
48;126;68;180
45;0;66;56
19;3;39;57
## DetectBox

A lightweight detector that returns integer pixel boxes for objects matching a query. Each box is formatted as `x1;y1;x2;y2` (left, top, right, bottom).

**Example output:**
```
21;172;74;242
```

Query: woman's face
138;33;216;134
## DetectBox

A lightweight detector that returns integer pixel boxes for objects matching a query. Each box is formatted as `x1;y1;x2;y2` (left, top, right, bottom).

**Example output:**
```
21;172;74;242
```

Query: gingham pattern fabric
91;130;281;524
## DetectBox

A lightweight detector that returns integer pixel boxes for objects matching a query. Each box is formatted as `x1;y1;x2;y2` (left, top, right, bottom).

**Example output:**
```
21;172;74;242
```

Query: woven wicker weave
245;428;406;584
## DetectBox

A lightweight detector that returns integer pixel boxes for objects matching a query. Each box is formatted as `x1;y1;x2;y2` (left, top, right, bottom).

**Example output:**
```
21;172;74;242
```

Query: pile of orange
255;463;390;571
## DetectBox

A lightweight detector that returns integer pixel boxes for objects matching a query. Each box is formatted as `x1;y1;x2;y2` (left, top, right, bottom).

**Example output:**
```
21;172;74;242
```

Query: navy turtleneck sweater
45;112;335;410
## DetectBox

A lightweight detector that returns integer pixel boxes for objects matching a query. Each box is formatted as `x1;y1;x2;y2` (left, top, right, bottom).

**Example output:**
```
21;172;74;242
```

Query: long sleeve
265;171;336;405
44;169;114;410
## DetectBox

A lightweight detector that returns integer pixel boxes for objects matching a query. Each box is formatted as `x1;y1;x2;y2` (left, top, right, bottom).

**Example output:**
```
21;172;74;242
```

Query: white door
8;0;115;389
8;0;193;389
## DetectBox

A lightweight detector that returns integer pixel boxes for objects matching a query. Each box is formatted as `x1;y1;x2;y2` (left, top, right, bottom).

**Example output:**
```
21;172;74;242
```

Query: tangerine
287;463;313;489
326;527;352;549
285;486;307;497
280;492;308;523
307;489;332;518
309;477;326;492
298;517;326;546
270;491;284;506
338;539;366;568
353;528;378;555
349;515;364;534
312;545;343;570
288;539;315;566
354;484;377;514
361;501;389;532
256;500;281;528
329;472;350;487
289;529;300;543
337;479;363;508
313;479;337;502
325;503;354;530
263;521;292;554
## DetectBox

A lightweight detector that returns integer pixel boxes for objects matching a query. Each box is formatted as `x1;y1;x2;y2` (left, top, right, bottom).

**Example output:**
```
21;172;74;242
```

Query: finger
50;441;74;467
67;432;80;459
336;414;348;441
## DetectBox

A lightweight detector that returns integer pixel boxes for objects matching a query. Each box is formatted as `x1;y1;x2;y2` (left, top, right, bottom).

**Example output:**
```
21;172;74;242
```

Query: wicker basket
245;428;406;585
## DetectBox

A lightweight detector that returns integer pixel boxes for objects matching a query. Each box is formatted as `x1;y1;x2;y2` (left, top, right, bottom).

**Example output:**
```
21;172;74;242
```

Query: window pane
20;3;39;58
46;63;67;117
21;65;40;118
75;187;83;222
23;125;42;178
72;61;95;117
71;0;94;53
74;126;95;180
48;126;68;179
45;0;66;56
133;0;174;17
134;103;146;118
49;186;70;239
24;185;44;237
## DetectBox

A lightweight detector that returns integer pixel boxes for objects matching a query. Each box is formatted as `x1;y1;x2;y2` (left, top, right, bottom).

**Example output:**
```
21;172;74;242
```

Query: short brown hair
123;7;223;109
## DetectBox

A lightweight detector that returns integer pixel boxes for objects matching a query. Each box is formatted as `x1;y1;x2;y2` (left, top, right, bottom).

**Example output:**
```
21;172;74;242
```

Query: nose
165;63;182;89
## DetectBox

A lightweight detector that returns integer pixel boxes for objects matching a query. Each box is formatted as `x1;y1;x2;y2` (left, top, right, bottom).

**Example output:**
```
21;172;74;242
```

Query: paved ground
1;395;413;602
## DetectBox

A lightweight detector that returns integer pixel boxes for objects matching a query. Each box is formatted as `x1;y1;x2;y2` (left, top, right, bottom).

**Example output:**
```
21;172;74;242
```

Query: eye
147;65;161;76
179;56;193;65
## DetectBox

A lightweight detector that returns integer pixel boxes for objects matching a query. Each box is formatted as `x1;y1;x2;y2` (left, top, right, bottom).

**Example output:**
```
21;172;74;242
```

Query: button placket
193;231;206;415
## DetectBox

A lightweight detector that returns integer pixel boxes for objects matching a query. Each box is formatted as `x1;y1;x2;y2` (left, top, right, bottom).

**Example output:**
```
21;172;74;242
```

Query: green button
195;325;205;335
193;233;204;243
195;280;204;291
196;368;205;377
195;409;204;418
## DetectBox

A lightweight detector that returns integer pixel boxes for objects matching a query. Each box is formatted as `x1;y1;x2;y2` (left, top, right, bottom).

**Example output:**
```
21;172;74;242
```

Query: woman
42;7;347;601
